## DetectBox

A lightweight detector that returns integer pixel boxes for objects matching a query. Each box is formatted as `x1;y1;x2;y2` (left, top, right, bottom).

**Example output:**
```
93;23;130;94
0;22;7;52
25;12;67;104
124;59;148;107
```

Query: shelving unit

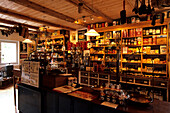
79;21;170;102
31;30;70;68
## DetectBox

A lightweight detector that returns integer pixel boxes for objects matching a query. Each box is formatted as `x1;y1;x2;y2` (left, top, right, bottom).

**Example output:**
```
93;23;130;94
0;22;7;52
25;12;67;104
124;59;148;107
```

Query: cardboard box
157;38;167;45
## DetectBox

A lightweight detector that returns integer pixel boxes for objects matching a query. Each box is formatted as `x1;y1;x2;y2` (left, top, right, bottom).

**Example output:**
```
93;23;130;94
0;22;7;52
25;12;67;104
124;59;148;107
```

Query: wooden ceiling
0;0;168;31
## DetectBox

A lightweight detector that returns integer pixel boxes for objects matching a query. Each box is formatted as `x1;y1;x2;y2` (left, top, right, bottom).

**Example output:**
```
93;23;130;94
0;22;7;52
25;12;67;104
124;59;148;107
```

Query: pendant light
23;38;33;44
85;29;100;36
85;0;99;36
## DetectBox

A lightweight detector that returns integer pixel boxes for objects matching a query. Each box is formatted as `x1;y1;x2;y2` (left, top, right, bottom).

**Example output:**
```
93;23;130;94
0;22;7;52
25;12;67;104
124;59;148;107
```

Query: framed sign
20;41;27;53
78;29;87;41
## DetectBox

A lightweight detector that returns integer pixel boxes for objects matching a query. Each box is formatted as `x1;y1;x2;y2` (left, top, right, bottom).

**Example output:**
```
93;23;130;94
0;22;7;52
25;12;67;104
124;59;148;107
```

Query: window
0;40;19;65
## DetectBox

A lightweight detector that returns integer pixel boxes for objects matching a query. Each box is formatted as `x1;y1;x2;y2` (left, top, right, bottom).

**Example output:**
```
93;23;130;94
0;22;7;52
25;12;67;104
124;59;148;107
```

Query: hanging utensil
132;0;139;14
120;0;126;24
147;0;152;15
139;0;147;15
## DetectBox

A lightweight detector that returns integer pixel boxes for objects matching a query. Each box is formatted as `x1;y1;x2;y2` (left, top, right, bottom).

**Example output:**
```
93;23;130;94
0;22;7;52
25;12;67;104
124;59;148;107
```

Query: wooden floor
0;86;19;113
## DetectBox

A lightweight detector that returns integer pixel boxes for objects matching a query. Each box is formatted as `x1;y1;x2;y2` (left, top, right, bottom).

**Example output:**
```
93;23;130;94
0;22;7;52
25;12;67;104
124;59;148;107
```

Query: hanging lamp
85;29;100;36
23;39;33;44
84;0;99;36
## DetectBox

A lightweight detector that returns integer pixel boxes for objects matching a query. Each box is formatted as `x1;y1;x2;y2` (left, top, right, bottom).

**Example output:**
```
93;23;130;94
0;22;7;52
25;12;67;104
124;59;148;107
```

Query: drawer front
81;72;88;76
152;81;167;88
18;85;41;113
121;77;134;83
99;80;108;86
110;76;116;80
90;78;98;86
136;79;149;85
91;73;98;78
81;77;88;84
99;74;108;79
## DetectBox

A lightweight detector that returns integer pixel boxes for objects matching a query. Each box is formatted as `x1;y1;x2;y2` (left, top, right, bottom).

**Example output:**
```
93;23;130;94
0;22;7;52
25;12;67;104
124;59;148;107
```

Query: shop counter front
18;83;170;113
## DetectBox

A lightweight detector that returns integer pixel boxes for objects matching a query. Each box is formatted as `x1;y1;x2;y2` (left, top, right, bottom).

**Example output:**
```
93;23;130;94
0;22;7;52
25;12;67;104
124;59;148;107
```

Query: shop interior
0;0;170;113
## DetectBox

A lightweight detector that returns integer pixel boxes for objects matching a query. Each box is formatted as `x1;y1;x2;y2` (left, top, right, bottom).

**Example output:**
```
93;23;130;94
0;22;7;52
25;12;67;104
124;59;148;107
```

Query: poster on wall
20;41;27;53
78;29;87;41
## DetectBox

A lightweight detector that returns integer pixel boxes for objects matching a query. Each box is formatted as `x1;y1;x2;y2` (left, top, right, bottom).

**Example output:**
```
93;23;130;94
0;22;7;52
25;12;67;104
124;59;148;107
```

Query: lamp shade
23;39;33;44
85;29;100;36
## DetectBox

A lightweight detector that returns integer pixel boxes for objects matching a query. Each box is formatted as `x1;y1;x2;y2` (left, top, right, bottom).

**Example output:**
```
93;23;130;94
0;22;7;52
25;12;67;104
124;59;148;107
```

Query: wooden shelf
142;71;167;75
122;53;141;55
99;78;108;81
81;76;88;78
91;46;105;48
105;53;117;55
123;69;141;73
143;63;166;65
143;34;167;37
47;44;63;46
91;60;103;62
123;45;141;47
90;53;104;55
143;44;166;46
122;36;141;39
122;62;141;64
90;77;98;79
105;61;116;63
51;35;64;39
94;18;170;32
143;54;166;55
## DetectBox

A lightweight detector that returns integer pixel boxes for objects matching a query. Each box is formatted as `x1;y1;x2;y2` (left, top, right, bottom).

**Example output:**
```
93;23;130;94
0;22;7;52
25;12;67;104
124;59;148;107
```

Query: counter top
18;83;170;113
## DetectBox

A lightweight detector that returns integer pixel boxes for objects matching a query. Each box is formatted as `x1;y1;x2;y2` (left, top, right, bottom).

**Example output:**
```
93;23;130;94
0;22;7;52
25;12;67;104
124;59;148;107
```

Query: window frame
0;39;19;65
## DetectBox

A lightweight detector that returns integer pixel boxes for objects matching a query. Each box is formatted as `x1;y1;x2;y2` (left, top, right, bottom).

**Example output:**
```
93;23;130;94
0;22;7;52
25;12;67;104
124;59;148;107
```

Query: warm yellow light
74;20;79;24
23;39;33;44
85;29;100;36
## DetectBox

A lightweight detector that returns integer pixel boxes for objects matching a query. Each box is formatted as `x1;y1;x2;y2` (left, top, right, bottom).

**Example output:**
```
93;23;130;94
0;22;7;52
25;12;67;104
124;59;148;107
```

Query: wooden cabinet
18;85;41;113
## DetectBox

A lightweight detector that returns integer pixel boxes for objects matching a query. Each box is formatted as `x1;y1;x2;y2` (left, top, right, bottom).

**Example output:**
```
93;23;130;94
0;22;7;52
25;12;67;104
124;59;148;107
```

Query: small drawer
122;77;134;83
110;76;117;80
81;72;88;76
136;79;149;85
91;73;98;78
99;80;108;86
81;77;88;84
90;78;98;86
99;74;108;79
152;81;167;88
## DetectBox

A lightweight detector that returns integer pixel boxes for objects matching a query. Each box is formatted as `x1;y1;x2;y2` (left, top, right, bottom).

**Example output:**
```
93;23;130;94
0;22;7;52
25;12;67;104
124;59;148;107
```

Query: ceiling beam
65;0;113;23
9;0;75;23
0;18;39;29
0;6;76;30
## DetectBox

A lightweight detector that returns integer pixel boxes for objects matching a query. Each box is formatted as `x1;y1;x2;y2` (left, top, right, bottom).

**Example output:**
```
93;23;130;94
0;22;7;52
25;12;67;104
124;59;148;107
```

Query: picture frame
78;29;87;41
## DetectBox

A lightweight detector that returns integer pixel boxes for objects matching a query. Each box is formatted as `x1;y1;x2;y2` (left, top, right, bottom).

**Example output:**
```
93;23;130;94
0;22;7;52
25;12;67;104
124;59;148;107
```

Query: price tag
161;83;165;86
144;81;148;84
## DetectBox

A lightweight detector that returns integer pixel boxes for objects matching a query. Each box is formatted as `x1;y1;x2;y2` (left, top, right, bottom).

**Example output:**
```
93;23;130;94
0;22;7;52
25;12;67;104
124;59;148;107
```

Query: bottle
128;39;131;45
100;90;105;102
122;39;125;45
137;37;141;45
149;29;153;35
134;38;137;45
143;29;146;36
163;26;167;34
146;29;149;35
125;39;128;45
153;29;156;35
131;38;134;45
156;28;161;35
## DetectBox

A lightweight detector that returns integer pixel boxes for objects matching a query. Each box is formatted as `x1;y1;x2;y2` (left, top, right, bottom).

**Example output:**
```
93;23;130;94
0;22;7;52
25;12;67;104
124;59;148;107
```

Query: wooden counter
18;83;170;113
